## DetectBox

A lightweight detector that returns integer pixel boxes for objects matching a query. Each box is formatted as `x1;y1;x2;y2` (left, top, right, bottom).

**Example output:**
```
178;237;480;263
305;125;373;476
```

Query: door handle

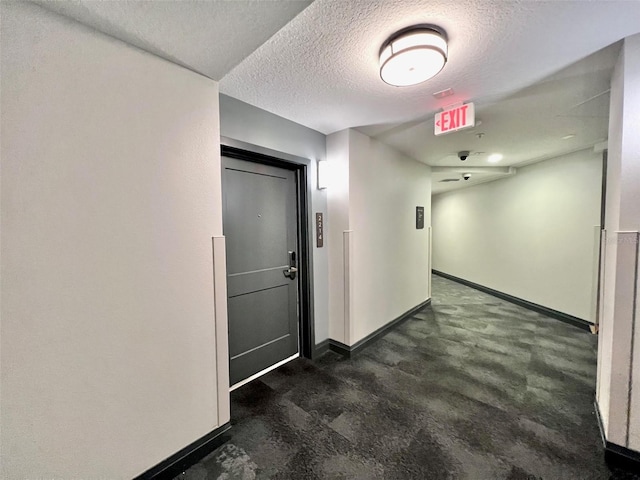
283;251;297;280
283;266;298;279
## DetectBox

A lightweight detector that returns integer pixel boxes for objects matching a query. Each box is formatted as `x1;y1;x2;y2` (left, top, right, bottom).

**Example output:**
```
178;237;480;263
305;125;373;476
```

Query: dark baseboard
133;422;231;480
606;443;640;473
328;339;352;357
313;339;330;359
327;299;432;358
432;270;593;332
594;399;640;473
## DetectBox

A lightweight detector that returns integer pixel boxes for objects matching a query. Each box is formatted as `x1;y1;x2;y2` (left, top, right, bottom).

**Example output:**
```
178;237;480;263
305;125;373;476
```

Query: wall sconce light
317;159;328;190
379;26;448;87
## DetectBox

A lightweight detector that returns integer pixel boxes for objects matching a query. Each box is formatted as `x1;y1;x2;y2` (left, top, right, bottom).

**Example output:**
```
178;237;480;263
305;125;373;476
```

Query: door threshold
229;353;300;392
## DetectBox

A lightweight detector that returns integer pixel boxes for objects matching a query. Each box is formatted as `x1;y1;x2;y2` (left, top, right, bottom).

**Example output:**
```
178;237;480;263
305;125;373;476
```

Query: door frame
221;137;316;360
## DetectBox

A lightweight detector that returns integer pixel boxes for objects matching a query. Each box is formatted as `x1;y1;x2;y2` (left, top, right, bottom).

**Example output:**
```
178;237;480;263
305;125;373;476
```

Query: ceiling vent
439;178;460;183
433;88;454;99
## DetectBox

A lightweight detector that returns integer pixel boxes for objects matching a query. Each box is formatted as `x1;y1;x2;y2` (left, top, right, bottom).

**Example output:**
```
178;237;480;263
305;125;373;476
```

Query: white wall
596;32;640;453
219;95;329;343
1;3;225;478
627;33;640;455
432;149;602;322
327;129;432;344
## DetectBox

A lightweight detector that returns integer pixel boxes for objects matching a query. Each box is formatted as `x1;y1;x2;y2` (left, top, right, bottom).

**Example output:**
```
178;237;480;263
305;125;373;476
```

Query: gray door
222;156;299;386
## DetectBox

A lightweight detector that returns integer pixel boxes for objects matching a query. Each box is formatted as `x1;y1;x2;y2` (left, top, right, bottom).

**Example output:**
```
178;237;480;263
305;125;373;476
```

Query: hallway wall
219;94;329;343
432;149;602;322
1;3;225;478
596;32;640;453
327;130;432;344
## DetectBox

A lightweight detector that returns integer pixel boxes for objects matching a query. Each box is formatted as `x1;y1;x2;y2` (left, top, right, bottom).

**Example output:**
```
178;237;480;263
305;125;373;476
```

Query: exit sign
434;103;475;136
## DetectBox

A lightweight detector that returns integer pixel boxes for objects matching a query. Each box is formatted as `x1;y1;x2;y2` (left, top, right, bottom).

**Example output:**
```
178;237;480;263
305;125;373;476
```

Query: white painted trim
229;353;300;392
606;231;639;445
213;236;230;426
343;230;355;345
428;226;433;299
625;232;639;446
591;225;602;324
596;228;607;406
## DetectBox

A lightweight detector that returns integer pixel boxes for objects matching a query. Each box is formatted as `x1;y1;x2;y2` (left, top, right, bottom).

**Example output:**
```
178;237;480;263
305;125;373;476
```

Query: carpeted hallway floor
175;275;638;479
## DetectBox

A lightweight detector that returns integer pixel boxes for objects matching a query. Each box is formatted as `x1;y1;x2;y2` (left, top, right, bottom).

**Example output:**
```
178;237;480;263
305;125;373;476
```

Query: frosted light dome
380;28;448;87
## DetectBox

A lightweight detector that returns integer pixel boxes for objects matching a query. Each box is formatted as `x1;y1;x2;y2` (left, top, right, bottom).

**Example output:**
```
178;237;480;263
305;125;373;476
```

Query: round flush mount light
379;26;448;87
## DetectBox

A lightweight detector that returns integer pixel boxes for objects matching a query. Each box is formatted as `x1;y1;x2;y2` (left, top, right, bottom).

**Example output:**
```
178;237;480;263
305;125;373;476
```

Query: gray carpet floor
175;275;639;479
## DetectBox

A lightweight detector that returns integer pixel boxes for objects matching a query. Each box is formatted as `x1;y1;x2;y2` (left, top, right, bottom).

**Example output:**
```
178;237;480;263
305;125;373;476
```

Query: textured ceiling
31;0;312;80
221;0;640;135
33;0;640;194
219;0;639;193
389;42;617;194
372;43;617;169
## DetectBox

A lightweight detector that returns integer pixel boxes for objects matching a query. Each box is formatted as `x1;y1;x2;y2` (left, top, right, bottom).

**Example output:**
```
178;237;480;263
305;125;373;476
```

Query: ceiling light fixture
488;153;503;163
380;26;448;87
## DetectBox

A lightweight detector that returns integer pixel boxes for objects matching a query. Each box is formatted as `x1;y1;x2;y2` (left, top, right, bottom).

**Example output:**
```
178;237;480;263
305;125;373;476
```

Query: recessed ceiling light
488;153;503;163
562;134;576;140
380;26;448;87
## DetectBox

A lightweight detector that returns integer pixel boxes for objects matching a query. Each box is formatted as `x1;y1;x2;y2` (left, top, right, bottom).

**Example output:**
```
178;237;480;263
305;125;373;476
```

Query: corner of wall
326;130;351;343
597;32;640;453
327;129;432;344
